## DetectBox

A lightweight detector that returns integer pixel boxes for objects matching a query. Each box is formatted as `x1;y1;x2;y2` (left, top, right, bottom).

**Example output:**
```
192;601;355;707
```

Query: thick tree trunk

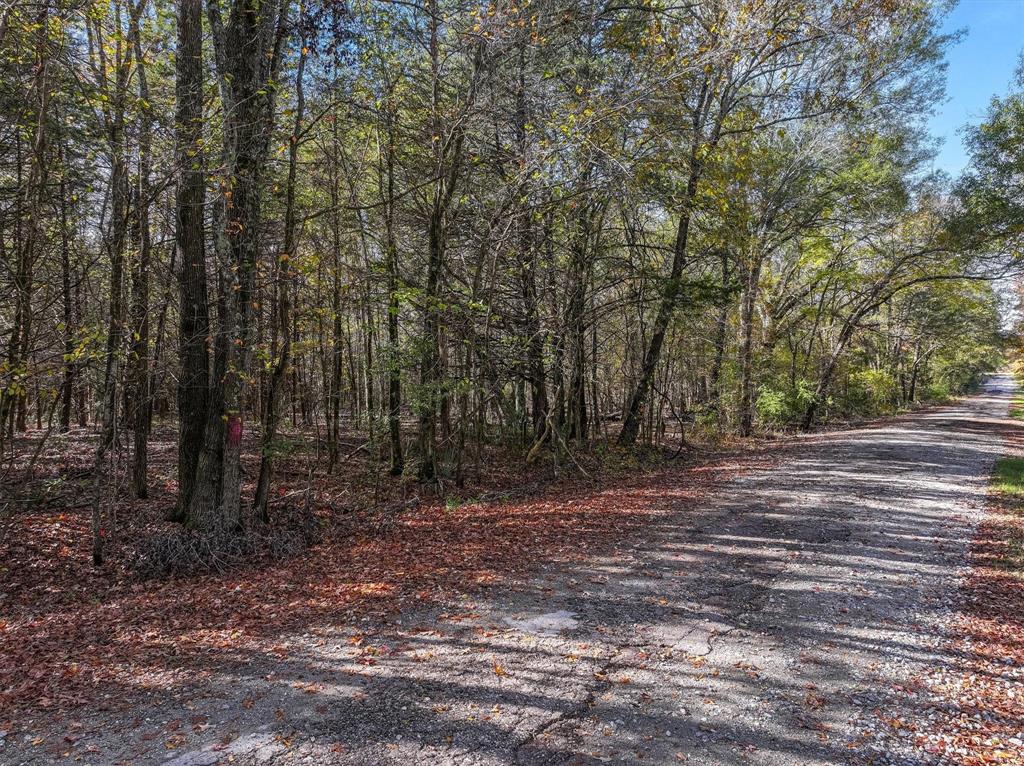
172;0;210;522
188;0;288;529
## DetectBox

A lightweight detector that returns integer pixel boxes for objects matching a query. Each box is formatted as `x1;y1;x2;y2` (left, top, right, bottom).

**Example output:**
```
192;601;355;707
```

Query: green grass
991;457;1024;574
1011;398;1024;420
1010;365;1024;418
996;369;1024;572
993;457;1024;495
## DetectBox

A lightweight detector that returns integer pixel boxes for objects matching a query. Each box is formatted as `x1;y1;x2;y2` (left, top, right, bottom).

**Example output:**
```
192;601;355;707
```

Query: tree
173;0;211;522
0;0;1010;568
187;0;289;530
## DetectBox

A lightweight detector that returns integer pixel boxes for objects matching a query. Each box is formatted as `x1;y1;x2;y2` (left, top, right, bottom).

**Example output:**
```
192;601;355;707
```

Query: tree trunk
90;2;133;566
129;0;153;498
254;30;306;522
172;0;210;522
516;45;547;442
801;321;858;430
326;43;343;469
382;106;404;475
738;254;763;437
188;0;288;530
58;136;74;433
908;343;925;402
418;202;443;481
619;84;718;447
618;161;701;447
564;198;593;443
708;251;730;427
1;3;49;444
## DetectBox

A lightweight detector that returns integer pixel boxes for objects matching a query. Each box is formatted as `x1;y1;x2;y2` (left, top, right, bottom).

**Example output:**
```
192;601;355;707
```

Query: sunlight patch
504;610;578;636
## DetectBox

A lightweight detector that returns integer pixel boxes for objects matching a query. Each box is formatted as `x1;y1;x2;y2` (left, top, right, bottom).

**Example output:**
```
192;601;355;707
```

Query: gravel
4;376;1012;766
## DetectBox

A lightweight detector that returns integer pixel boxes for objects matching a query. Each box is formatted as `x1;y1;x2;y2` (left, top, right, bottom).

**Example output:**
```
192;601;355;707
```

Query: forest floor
1;376;1023;765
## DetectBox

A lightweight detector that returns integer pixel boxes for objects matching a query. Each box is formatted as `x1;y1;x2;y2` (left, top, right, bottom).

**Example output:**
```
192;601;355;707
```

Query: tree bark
738;253;763;437
417;0;444;482
129;0;153;498
188;0;288;529
618;162;700;446
708;251;730;428
172;0;210;522
0;3;49;443
254;28;306;522
381;104;404;475
58;130;74;433
90;2;133;566
618;81;718;447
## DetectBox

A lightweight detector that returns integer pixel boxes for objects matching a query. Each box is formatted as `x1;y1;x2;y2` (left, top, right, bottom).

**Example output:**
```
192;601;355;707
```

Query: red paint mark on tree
227;415;243;447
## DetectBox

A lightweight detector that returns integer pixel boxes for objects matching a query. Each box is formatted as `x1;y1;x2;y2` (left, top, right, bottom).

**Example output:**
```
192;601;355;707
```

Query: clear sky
928;0;1024;178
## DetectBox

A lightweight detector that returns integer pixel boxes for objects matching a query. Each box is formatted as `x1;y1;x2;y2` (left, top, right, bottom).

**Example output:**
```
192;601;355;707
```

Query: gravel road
4;375;1014;766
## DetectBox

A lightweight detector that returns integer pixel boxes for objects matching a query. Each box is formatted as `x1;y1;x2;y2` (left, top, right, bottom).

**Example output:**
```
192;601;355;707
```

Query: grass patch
991;457;1024;574
1010;366;1024;418
994;457;1024;495
1011;399;1024;420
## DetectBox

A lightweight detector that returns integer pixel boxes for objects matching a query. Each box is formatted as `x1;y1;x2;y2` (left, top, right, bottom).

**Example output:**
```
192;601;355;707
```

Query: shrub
846;369;899;415
755;379;816;427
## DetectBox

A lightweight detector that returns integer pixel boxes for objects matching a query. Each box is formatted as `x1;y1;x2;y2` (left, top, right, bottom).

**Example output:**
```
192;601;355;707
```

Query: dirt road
4;375;1014;765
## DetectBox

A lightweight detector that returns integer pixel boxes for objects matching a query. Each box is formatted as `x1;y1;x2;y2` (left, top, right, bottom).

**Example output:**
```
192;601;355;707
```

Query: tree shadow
1;375;1017;765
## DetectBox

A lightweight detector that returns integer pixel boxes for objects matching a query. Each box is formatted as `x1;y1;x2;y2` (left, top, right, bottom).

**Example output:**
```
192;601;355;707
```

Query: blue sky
928;0;1024;177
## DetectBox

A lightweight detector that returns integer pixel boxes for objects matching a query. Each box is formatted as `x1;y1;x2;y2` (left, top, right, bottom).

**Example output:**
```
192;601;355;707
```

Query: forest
1;0;1024;761
1;0;1015;551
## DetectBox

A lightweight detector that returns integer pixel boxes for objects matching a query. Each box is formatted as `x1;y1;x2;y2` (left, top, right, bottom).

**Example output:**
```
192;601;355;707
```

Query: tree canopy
0;0;1017;555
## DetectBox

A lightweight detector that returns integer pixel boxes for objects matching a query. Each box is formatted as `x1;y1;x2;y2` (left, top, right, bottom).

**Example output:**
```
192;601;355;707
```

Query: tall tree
188;0;289;529
173;0;211;522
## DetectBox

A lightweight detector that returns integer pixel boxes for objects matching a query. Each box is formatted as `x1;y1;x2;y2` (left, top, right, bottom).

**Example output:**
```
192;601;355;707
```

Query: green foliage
755;380;816;426
923;381;953;403
956;56;1024;253
932;343;1003;395
845;370;900;416
0;0;1013;481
